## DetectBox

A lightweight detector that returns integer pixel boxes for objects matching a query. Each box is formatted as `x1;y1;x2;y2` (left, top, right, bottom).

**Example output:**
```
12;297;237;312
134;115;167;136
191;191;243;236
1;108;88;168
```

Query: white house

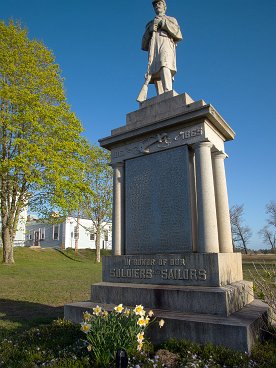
25;216;112;250
0;206;28;247
14;206;28;246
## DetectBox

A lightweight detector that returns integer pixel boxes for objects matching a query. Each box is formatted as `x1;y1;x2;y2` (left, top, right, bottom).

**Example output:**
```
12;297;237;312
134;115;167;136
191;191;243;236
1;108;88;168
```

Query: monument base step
91;281;253;317
64;299;268;353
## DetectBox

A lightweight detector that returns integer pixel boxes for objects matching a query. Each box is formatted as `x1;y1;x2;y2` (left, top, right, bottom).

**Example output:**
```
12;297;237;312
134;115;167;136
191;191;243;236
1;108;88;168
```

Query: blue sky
2;0;276;249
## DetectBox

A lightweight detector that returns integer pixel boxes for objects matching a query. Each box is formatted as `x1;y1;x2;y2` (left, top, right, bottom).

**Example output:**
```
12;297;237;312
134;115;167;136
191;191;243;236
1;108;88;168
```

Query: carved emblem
138;133;172;154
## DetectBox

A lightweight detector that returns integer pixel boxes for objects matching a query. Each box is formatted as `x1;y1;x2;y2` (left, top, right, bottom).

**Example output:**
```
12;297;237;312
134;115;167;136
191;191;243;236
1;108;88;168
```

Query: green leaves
81;304;160;367
82;145;113;226
0;20;90;262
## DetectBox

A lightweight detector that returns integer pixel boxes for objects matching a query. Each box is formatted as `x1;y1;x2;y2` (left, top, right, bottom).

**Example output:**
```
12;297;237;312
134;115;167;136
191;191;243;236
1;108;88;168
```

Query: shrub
161;339;255;367
251;340;276;368
250;262;276;335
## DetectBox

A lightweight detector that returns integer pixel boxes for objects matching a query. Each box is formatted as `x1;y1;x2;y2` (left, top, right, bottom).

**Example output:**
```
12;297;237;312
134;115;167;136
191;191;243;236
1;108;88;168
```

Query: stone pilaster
212;151;233;253
193;142;219;253
112;162;124;256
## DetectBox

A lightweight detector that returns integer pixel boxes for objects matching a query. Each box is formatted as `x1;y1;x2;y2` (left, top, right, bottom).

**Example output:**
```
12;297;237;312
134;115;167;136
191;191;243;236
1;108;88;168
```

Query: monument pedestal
102;253;244;287
91;281;254;317
64;92;268;353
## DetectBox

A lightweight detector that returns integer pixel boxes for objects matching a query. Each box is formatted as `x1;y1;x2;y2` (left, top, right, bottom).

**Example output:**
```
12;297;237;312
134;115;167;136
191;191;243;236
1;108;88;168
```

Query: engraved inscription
110;268;153;279
125;146;193;254
109;268;207;281
161;269;207;280
109;256;207;282
174;128;203;141
111;124;204;162
114;150;125;158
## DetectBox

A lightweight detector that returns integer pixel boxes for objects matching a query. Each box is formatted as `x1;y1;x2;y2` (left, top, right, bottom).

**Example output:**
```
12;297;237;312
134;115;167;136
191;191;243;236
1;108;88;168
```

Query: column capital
193;141;213;150
212;151;228;160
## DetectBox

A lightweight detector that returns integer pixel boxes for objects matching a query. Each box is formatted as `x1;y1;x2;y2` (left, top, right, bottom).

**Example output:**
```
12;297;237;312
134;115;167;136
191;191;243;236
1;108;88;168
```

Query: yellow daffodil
134;304;145;316
103;310;109;318
159;319;165;328
87;344;92;352
137;317;147;327
124;308;130;316
137;342;143;351
80;322;92;333
148;310;154;317
145;317;150;326
83;311;92;321
137;331;144;343
93;305;102;316
114;304;124;313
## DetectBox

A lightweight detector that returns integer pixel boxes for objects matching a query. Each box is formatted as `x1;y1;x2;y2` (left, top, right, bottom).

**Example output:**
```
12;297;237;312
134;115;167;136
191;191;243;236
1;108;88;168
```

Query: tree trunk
2;225;14;264
95;228;101;263
1;174;15;264
237;223;248;254
241;238;248;254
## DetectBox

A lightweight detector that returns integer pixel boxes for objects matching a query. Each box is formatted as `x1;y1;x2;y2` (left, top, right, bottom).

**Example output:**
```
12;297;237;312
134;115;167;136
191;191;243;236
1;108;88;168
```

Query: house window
74;226;79;239
104;230;108;241
53;225;60;240
40;228;45;240
29;233;32;240
90;232;95;241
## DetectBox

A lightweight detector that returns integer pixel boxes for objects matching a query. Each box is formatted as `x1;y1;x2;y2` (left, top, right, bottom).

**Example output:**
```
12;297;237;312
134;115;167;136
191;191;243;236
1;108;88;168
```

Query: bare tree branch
266;201;276;228
230;204;252;254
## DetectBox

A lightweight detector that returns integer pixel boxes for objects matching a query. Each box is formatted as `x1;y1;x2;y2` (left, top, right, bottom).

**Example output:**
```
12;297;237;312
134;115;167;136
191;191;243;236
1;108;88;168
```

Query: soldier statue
137;0;182;102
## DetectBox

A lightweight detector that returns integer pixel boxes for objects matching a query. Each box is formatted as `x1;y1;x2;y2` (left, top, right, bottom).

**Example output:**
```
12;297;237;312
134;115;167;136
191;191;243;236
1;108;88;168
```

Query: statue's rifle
136;28;156;103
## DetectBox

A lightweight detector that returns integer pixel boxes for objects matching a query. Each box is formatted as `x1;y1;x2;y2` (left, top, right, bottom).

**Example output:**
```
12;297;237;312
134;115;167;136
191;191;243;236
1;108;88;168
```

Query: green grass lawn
0;247;107;337
242;253;276;281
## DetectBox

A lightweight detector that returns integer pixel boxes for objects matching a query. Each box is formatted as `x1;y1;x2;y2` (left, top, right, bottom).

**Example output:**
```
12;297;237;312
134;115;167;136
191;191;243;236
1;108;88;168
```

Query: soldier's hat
152;0;166;4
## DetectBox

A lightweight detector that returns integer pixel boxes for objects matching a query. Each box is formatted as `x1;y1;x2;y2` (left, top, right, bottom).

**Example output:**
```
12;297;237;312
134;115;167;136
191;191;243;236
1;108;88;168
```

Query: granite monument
65;1;268;353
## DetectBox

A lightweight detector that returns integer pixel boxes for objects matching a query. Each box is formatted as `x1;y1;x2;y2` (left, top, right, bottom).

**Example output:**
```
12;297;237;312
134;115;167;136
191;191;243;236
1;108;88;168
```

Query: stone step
91;281;254;317
64;299;268;353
